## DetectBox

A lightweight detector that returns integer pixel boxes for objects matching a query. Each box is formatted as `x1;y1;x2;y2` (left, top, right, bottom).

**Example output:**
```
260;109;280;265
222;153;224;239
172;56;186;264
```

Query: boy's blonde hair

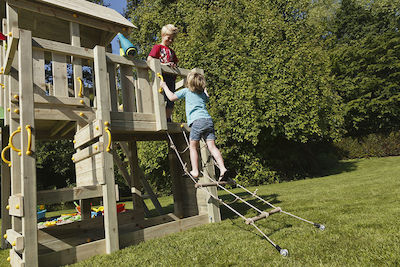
161;24;179;38
187;72;206;93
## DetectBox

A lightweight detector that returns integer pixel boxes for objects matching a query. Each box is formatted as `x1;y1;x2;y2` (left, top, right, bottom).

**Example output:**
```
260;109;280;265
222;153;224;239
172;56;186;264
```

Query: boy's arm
160;81;178;101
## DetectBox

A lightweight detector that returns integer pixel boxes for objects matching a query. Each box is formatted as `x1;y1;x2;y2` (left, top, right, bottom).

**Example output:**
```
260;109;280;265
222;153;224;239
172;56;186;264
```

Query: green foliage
334;131;400;159
327;0;400;136
127;0;344;184
36;140;76;190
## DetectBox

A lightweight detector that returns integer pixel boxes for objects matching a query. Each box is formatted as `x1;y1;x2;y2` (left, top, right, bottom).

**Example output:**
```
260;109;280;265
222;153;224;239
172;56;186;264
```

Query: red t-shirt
148;44;178;64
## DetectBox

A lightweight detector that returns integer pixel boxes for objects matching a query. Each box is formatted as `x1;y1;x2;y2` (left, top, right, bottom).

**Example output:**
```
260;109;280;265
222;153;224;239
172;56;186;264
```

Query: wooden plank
136;68;154;114
175;78;186;90
120;214;209;248
199;139;221;223
110;111;155;122
107;62;118;112
160;64;191;77
18;29;39;266
0;127;11;249
32;50;47;96
11;106;95;122
106;53;148;69
109;120;157;133
93;45;119;253
73;120;102;149
52;52;68;97
72;141;103;163
8;194;24;217
147;58;167;131
2;27;19;75
10;248;25;267
38;239;106;267
37;186;103;204
7;0;129;35
32;37;93;59
120;65;136;112
75;152;105;186
5;229;24;252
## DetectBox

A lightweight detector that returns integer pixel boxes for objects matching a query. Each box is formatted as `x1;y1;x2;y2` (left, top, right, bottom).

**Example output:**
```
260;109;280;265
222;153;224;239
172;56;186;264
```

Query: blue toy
117;33;137;56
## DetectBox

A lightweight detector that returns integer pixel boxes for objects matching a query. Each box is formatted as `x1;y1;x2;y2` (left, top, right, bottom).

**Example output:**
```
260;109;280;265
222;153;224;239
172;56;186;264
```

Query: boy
147;24;179;122
161;71;228;179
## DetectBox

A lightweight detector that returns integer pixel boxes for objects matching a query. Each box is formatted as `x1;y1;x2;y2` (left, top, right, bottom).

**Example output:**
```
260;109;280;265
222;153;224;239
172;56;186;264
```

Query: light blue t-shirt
175;88;211;126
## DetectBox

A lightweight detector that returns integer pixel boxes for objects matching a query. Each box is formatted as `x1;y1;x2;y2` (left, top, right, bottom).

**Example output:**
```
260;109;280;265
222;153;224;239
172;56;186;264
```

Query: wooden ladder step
245;207;282;225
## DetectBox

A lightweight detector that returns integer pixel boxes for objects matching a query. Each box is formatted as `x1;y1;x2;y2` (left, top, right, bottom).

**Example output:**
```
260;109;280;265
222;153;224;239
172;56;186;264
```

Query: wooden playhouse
0;0;221;266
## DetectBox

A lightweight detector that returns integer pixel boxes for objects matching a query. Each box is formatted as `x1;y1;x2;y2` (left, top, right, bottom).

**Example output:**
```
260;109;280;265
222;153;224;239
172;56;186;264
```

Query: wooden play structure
0;0;221;266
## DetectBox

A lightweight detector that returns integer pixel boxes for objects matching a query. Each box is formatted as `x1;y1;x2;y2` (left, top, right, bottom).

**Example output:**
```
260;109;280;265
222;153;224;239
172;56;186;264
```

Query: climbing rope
166;128;326;256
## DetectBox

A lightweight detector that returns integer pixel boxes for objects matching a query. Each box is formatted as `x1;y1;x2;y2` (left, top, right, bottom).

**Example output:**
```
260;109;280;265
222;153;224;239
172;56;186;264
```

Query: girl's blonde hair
187;72;206;93
161;24;179;38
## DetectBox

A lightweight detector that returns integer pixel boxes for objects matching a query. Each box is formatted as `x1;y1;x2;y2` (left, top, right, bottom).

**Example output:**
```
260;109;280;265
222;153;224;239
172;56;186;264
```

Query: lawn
2;156;400;266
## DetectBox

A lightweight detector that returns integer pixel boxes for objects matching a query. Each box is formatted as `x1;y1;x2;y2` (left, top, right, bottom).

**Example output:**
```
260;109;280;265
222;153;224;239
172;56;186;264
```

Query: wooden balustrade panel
52;52;69;97
120;64;136;112
136;68;154;114
32;50;47;96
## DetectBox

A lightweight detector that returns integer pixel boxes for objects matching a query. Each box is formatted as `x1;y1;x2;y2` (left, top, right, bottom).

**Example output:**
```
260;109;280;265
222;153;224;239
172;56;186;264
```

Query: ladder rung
245;207;282;225
194;181;232;188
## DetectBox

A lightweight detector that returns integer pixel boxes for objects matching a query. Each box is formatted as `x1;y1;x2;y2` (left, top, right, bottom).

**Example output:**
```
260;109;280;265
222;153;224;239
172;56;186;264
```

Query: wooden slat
93;45;119;253
106;53;148;69
136;68;154;114
32;37;94;59
110;111;155;122
120;65;136;112
160;64;191;77
37;186;103;204
175;78;186;90
10;248;25;267
8;194;24;217
72;141;103;163
119;214;209;247
148;58;167;131
52;52;68;96
107;62;118;112
10;92;88;107
74;120;102;149
11;106;95;122
18;29;39;266
5;229;24;252
75;152;105;186
110;120;157;133
32;49;47;96
2;27;19;75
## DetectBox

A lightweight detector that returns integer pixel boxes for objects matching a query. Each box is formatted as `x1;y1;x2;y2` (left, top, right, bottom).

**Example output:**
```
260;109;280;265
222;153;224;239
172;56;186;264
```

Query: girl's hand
160;81;167;89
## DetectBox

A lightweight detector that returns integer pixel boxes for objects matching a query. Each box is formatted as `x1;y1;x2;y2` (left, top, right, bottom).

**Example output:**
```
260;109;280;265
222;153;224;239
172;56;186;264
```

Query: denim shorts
190;118;216;141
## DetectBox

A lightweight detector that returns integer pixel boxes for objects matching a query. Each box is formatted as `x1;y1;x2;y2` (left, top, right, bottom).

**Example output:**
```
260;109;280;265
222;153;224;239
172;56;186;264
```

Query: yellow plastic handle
0;83;4;88
9;127;21;152
105;126;111;152
156;73;164;93
1;145;11;167
26;125;32;155
77;77;83;97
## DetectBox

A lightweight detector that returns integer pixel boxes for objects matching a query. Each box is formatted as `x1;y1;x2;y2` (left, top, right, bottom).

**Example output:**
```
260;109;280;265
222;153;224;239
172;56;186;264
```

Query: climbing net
167;129;325;257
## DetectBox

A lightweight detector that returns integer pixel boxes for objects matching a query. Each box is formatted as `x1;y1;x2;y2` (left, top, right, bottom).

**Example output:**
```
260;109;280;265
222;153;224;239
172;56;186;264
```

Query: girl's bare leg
189;140;200;178
206;140;227;177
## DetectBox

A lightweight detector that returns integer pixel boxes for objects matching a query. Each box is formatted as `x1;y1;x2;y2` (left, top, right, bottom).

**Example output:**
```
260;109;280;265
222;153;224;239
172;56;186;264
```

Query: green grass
3;156;400;266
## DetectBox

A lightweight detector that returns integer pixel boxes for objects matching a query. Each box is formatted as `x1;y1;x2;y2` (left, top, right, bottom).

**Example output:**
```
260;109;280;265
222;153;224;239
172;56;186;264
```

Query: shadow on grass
220;192;281;220
317;160;359;177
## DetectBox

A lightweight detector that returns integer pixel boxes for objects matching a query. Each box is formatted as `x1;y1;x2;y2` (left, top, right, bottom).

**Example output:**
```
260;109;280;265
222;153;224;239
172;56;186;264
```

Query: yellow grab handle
77;77;83;97
1;145;11;167
104;126;111;152
156;73;164;93
26;125;32;155
9;127;21;152
0;83;4;88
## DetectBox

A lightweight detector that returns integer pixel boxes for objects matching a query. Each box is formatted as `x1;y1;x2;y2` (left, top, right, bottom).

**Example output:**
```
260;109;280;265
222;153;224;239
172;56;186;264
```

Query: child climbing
161;71;228;179
147;24;179;122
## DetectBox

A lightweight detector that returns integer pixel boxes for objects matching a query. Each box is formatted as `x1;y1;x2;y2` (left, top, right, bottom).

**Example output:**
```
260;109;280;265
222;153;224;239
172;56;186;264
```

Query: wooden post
93;45;119;254
147;58;167;131
19;28;38;267
0;126;11;249
128;141;144;220
199;139;221;223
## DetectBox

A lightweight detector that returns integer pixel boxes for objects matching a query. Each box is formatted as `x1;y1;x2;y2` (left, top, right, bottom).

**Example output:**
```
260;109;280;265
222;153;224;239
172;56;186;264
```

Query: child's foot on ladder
218;168;228;181
190;170;199;179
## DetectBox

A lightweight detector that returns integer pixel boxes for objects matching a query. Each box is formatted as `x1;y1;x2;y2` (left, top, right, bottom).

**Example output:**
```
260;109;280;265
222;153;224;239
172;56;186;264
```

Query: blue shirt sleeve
175;88;188;100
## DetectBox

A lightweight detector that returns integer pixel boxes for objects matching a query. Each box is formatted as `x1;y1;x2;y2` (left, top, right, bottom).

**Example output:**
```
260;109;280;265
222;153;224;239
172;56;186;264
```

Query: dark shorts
163;73;176;109
190;118;216;141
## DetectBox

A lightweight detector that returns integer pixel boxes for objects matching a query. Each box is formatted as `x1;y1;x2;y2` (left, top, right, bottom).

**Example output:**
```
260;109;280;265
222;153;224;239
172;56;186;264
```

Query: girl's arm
160;81;178;101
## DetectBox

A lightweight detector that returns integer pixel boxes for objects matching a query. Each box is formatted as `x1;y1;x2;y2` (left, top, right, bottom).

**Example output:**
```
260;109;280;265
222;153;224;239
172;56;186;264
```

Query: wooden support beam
19;28;39;266
37;186;104;204
1;127;11;249
5;229;24;252
2;27;19;75
32;37;94;59
93;45;119;253
74;120;102;149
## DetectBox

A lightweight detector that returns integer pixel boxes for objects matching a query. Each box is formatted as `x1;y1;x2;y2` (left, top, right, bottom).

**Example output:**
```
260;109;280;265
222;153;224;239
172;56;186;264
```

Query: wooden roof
34;0;136;29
